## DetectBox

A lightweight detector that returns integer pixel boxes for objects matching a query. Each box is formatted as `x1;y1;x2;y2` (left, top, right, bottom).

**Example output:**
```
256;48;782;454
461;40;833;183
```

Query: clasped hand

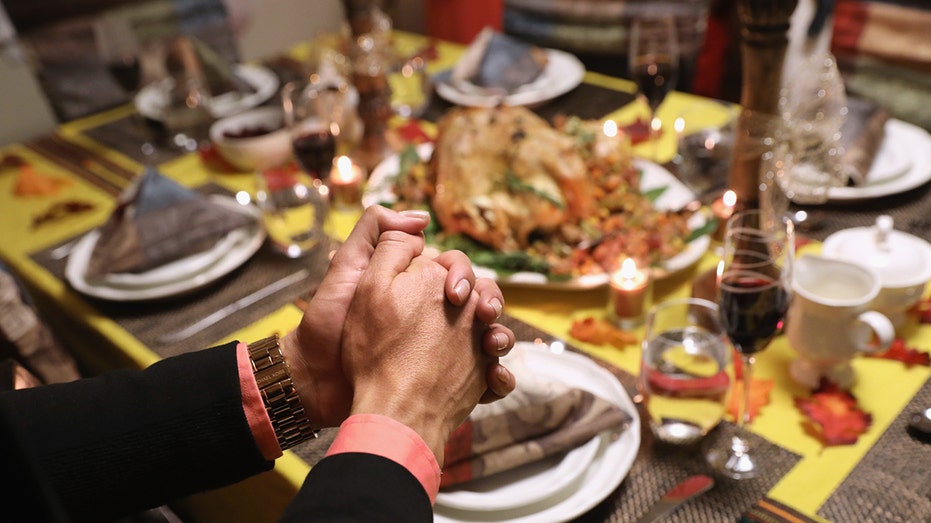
280;206;516;464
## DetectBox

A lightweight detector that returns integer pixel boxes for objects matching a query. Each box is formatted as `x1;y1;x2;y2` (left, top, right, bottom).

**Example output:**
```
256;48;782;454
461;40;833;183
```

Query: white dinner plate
827;119;931;202
434;48;586;108
65;197;265;301
135;63;280;120
363;143;710;287
434;342;641;523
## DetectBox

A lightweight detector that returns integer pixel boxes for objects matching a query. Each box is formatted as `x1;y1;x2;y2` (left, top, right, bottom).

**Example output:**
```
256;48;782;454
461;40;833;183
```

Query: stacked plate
434;343;641;523
65;196;265;301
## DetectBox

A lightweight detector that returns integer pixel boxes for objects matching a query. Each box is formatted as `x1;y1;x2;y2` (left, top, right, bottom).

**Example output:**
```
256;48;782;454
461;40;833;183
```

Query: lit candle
329;155;364;209
711;189;737;242
608;257;653;329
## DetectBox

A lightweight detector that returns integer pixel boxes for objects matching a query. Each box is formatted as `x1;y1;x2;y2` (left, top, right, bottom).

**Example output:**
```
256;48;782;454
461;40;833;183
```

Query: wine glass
281;80;346;181
628;13;679;161
641;297;731;446
92;16;156;158
705;209;794;479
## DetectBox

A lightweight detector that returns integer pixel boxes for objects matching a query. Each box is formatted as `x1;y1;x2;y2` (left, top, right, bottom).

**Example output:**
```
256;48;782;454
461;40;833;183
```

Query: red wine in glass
631;55;677;113
293;129;336;178
719;275;790;355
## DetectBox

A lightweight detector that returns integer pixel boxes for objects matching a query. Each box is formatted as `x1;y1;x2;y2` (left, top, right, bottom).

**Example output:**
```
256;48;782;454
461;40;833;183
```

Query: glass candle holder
608;258;654;329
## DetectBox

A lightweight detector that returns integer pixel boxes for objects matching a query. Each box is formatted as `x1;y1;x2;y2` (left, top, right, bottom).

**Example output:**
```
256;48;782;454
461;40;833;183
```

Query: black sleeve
0;342;273;522
280;453;433;523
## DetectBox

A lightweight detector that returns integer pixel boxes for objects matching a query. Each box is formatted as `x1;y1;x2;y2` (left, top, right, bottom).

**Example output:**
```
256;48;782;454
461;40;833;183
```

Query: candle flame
620;257;638;279
603;120;618;138
722;189;737;208
335;155;356;183
674;117;685;134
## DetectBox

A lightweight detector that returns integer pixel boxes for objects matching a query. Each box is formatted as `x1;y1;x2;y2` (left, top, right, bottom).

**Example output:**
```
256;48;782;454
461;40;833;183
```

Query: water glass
640;297;731;445
255;167;329;258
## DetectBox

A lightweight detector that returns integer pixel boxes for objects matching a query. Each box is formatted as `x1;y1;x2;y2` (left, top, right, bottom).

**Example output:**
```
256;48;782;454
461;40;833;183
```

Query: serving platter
364;143;710;288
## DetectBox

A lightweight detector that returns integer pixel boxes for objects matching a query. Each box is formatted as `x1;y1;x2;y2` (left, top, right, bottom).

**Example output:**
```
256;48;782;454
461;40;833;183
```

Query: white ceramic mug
786;255;895;389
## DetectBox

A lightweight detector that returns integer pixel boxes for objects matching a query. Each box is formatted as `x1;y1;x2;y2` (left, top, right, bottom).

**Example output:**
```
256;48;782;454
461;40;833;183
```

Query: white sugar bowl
822;215;931;330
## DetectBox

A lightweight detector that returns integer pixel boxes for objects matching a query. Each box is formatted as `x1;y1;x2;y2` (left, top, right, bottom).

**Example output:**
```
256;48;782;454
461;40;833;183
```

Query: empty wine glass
629;14;679;161
705;209;794;479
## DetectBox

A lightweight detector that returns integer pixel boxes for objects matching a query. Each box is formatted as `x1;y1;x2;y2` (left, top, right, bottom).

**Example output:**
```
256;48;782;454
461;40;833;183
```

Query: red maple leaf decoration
865;338;931;368
621;117;653;146
795;380;872;446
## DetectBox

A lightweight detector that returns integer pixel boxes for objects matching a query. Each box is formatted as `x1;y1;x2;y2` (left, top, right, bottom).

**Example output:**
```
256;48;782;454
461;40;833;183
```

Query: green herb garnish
504;170;565;209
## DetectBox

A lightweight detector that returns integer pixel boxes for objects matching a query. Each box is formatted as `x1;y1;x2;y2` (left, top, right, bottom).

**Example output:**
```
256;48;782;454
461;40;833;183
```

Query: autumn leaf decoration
726;353;774;422
795;380;872;446
569;316;637;349
865;338;931;368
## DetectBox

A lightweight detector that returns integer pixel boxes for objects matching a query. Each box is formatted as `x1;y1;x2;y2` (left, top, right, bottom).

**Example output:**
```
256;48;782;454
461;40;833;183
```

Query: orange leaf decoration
14;165;72;196
865;338;931;367
795;381;872;446
569;316;637;349
726;375;774;422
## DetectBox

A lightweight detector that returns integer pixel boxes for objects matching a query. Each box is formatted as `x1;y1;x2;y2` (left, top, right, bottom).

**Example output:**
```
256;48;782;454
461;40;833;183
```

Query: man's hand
340;229;499;464
280;206;514;429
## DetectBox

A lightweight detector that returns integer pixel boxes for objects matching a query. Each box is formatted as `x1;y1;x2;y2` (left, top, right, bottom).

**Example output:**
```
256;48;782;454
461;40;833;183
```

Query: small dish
209;107;292;171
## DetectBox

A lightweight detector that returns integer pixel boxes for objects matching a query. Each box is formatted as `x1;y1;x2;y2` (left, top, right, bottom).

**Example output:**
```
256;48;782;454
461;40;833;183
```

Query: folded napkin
86;168;253;281
450;27;549;94
840;96;890;186
440;346;631;488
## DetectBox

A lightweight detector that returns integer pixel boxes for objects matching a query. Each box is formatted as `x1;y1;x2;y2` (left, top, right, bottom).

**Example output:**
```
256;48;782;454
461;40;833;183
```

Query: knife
157;269;310;344
635;474;714;523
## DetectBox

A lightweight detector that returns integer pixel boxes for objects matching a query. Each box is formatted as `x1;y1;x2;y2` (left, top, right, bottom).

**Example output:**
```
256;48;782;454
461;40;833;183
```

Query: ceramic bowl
209;107;292;171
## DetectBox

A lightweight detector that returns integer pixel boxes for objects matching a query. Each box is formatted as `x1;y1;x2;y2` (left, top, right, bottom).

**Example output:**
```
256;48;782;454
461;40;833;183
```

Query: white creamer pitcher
786;255;895;389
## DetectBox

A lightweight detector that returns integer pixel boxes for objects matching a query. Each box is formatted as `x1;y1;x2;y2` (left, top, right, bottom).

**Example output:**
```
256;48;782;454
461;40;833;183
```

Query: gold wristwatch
248;335;318;450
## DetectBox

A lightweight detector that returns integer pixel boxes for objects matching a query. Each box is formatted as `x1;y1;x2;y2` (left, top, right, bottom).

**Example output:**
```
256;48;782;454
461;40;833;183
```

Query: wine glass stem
740;354;755;428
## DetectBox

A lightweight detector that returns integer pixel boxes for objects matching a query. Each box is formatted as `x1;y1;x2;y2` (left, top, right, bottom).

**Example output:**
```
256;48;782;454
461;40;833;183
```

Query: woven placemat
81;115;187;166
818;375;931;523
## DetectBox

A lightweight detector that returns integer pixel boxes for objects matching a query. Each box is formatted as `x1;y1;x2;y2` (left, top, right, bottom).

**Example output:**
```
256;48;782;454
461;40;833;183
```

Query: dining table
1;30;930;523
